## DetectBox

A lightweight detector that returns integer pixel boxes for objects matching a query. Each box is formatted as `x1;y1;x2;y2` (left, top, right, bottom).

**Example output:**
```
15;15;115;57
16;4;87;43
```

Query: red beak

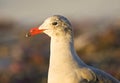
26;27;46;37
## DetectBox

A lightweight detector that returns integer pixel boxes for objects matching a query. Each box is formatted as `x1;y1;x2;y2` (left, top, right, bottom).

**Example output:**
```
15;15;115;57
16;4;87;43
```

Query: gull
26;15;120;83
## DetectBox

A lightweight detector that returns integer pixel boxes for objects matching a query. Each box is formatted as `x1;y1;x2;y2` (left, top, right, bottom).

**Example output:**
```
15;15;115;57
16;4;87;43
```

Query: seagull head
26;15;73;38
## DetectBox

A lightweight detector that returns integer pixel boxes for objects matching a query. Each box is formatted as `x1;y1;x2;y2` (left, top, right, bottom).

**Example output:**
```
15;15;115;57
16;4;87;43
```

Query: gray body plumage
37;15;120;83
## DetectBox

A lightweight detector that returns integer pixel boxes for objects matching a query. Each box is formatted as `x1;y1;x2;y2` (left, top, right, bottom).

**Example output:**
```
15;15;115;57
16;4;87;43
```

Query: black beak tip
26;32;31;37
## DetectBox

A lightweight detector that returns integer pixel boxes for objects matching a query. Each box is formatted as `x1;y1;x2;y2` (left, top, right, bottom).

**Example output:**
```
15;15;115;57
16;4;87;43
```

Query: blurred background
0;0;120;83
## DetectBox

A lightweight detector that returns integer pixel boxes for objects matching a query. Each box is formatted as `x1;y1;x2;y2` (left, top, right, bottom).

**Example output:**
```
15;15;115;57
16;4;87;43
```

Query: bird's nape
26;15;120;83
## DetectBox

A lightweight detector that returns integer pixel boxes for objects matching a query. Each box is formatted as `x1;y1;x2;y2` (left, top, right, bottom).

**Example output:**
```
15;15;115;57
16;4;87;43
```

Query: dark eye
52;22;58;25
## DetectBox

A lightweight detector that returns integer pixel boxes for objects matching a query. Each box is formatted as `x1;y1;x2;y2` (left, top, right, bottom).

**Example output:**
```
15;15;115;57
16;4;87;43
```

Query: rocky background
0;16;120;83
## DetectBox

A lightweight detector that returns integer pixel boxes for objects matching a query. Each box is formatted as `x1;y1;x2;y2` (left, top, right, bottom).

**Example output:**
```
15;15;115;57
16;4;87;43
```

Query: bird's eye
52;22;58;25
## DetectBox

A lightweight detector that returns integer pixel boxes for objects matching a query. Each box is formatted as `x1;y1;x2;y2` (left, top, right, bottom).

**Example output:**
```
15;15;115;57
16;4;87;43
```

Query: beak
26;27;46;37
